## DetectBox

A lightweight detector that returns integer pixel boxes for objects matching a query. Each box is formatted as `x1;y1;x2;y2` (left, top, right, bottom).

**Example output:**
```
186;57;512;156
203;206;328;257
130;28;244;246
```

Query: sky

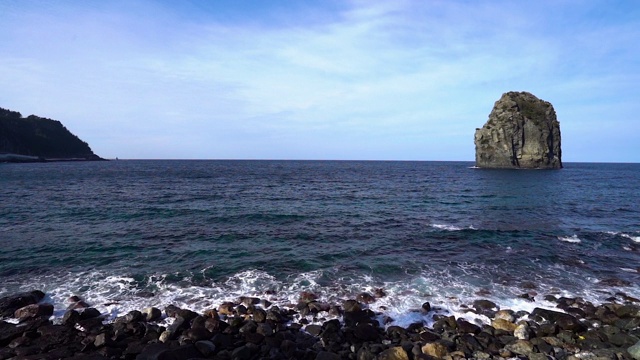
0;0;638;161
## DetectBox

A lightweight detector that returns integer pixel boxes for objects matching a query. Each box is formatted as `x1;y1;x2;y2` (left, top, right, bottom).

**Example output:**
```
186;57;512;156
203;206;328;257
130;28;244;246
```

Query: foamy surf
4;265;637;330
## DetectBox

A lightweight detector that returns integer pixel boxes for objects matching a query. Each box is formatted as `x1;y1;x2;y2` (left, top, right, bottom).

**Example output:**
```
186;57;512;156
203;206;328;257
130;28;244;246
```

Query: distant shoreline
0;153;106;163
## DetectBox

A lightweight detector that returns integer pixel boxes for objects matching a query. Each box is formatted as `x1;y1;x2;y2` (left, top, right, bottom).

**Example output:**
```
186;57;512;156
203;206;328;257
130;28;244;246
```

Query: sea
1;160;639;326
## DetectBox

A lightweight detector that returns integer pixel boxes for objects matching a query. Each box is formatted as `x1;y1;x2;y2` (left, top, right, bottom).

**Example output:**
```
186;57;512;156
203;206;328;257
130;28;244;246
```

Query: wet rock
456;318;481;334
142;307;162;322
176;308;198;322
315;350;341;360
422;342;448;358
535;323;559;337
93;332;114;348
343;299;361;313
0;317;50;347
14;303;54;322
473;299;498;317
117;310;142;324
203;308;219;319
421;302;431;313
472;350;492;359
164;304;181;318
60;309;81;327
76;316;105;333
505;339;534;356
628;340;640;360
357;346;377;360
204;317;228;333
306;324;323;336
356;292;375;304
194;340;216;356
299;291;318;303
599;278;631;287
256;322;274;337
473;299;498;310
310;301;331;314
531;307;587;332
252;308;267;323
616;317;640;330
354;323;379;341
615;304;640;318
514;322;531;340
530;337;553;354
182;327;211;342
0;290;45;317
218;302;235;316
8;335;32;349
374;288;387;298
458;333;484;355
236;304;248;316
565;307;587;318
518;292;536;302
79;307;102;320
492;318;517;332
529;353;549;360
378;346;409;360
494;309;515;322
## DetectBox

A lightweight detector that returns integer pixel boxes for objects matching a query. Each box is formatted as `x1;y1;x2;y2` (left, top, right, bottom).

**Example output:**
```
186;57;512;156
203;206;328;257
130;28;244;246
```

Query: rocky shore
1;290;640;360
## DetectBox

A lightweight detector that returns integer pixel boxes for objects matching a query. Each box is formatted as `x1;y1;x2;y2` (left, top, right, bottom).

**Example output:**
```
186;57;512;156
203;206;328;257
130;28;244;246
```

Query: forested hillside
0;107;102;161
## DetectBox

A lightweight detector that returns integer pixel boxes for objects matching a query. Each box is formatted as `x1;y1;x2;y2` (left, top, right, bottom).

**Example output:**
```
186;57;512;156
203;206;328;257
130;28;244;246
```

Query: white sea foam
3;266;640;329
558;235;581;243
605;231;640;243
621;233;640;243
431;224;463;231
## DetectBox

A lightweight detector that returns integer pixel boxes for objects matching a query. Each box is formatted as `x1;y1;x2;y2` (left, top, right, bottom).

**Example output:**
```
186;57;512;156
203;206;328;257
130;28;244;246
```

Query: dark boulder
0;290;45;317
530;307;587;332
14;303;54;322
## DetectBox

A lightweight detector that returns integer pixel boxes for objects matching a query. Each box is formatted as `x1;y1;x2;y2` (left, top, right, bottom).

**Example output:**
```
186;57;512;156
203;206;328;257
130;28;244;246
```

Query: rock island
474;92;562;169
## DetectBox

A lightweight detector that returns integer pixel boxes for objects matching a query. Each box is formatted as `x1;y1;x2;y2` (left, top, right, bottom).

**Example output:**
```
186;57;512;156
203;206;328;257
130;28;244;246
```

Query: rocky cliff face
474;92;562;169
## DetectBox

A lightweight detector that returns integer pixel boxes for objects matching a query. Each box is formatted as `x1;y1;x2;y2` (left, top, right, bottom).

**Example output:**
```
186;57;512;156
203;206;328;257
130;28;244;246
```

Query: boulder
422;342;448;358
14;303;54;322
0;290;45;317
531;307;587;332
474;91;562;169
378;346;409;360
141;307;162;322
491;318;517;332
628;340;640;360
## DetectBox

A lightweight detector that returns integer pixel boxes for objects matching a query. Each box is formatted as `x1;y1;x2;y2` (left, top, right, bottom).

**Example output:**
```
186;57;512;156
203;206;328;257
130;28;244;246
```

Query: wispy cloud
0;0;638;160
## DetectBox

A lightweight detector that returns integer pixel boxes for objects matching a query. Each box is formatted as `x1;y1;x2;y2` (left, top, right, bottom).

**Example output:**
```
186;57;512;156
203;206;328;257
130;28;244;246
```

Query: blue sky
0;0;638;161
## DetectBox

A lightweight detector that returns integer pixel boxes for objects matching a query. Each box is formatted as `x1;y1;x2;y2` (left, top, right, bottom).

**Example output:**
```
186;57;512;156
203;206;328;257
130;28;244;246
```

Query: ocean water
1;160;639;326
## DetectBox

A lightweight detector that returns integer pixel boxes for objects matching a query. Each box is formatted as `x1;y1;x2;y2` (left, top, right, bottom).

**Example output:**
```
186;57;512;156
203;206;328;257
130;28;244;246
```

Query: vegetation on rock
0;107;102;161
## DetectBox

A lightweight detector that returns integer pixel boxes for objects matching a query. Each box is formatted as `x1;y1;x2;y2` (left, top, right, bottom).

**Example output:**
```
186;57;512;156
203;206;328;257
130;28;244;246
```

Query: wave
558;235;581;243
621;234;640;243
430;223;475;231
605;231;640;243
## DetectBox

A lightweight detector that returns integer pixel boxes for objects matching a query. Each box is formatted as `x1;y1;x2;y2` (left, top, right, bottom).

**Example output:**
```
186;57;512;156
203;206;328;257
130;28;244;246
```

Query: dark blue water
1;160;639;324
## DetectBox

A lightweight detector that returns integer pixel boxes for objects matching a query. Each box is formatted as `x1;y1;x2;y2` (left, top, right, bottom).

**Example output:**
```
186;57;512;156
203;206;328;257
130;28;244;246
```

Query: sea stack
474;91;562;169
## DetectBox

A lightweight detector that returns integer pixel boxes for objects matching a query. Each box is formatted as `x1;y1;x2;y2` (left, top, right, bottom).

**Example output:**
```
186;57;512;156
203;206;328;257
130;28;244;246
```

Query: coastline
1;290;639;360
0;153;106;163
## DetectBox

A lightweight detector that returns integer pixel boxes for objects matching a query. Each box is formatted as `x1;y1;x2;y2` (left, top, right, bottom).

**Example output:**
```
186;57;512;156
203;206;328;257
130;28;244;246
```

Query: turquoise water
1;160;639;323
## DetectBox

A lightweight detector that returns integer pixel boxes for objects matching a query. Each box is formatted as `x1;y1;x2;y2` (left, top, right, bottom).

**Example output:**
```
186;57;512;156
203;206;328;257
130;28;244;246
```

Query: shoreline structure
1;289;640;359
